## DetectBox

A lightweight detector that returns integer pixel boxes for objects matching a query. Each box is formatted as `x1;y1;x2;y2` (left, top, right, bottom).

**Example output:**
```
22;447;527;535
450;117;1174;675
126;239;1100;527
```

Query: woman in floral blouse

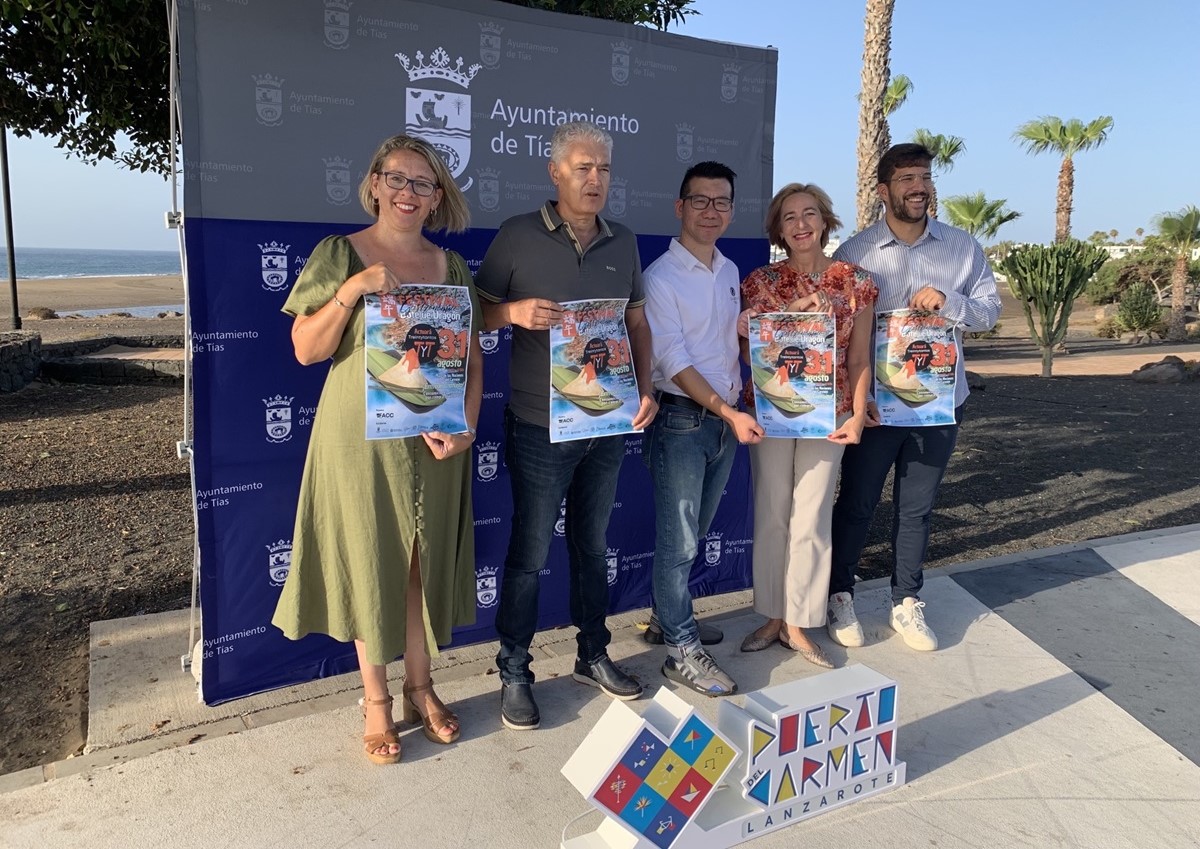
737;183;878;667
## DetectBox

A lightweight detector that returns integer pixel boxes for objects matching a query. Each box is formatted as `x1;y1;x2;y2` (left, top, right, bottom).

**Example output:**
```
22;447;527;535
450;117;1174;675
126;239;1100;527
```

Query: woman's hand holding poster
873;309;957;427
748;312;837;438
549;298;641;443
363;285;473;440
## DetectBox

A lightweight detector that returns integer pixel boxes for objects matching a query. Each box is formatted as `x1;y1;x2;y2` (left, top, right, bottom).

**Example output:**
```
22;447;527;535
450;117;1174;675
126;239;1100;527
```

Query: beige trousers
749;435;846;627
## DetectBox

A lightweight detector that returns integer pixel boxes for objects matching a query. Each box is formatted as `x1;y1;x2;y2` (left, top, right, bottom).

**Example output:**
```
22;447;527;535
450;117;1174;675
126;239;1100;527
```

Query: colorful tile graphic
589;710;739;848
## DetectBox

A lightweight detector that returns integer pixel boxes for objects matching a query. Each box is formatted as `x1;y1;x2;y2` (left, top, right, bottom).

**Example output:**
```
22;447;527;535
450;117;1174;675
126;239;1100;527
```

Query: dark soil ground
1;350;1197;776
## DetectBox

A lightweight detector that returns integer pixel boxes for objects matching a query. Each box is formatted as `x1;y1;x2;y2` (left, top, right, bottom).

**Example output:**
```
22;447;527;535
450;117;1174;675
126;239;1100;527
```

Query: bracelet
332;294;353;310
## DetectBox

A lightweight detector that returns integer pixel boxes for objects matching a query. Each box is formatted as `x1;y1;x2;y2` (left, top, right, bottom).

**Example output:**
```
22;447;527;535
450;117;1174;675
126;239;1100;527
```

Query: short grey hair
550;121;613;164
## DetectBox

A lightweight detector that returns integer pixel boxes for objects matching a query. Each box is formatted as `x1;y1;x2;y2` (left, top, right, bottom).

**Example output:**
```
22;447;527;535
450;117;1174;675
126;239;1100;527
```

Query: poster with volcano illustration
363;285;472;439
748;312;836;438
873;309;956;427
549;298;641;443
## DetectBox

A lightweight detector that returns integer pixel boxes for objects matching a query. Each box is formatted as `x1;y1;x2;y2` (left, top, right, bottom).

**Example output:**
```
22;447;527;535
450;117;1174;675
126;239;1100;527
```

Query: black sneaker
643;612;724;646
572;655;643;701
500;681;540;730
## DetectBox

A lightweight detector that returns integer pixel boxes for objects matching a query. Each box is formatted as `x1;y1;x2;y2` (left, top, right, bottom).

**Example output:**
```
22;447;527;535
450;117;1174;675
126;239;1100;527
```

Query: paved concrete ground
1;525;1198;849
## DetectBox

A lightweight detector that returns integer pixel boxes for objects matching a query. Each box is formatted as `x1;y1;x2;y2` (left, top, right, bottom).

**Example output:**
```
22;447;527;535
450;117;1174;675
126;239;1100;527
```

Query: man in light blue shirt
643;161;764;696
828;143;1000;652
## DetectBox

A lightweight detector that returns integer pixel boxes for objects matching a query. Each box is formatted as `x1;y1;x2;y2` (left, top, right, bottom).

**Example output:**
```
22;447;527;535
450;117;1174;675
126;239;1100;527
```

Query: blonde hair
764;183;841;253
357;134;470;233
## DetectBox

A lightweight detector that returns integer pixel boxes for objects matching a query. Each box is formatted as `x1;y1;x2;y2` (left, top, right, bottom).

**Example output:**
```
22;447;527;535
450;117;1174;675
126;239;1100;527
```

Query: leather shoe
500;682;540;731
643;613;724;646
572;655;643;701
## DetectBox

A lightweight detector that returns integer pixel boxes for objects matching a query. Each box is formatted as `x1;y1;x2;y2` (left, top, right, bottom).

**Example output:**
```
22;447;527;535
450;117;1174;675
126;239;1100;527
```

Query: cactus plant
999;240;1109;376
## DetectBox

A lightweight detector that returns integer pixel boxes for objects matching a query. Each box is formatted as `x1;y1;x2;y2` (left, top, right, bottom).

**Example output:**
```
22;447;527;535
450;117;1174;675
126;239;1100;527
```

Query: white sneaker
890;597;938;651
826;592;865;647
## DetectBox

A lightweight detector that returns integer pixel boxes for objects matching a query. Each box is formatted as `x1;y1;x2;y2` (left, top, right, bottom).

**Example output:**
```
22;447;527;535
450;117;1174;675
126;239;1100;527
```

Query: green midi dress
271;235;478;666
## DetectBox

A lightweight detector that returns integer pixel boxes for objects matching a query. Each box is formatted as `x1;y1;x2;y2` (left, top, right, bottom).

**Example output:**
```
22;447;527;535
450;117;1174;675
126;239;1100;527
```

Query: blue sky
4;0;1197;250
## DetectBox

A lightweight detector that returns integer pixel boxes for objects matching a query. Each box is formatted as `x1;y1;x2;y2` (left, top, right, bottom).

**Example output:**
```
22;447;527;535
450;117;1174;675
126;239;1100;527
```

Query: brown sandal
402;679;460;744
361;695;401;765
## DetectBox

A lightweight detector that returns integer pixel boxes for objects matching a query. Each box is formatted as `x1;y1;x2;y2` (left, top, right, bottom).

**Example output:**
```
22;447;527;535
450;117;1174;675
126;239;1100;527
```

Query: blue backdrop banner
177;0;777;703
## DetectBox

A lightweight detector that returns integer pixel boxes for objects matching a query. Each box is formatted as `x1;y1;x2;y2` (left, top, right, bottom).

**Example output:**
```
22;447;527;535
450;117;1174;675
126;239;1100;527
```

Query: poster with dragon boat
363;285;472;440
549;298;641;443
748;312;837;438
873;309;957;427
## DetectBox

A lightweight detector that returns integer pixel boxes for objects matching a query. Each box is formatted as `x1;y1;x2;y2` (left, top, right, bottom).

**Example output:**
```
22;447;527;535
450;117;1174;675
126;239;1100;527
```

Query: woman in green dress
272;135;482;765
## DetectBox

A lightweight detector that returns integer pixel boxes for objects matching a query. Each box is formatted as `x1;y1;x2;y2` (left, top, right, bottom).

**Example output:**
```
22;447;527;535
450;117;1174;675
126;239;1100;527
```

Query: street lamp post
0;125;19;331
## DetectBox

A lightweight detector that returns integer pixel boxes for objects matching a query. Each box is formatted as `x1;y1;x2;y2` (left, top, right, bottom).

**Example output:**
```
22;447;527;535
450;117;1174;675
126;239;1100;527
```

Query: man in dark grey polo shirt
476;121;658;731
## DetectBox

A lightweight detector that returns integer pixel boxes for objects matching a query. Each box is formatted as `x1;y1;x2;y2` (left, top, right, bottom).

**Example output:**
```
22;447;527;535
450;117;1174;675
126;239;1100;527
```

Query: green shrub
1085;262;1119;304
1095;317;1124;339
1118;283;1164;340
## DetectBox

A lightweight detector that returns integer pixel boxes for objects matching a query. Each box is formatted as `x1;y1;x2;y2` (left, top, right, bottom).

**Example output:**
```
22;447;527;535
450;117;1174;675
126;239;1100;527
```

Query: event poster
874;309;957;427
549;298;641;443
748;312;837;438
363;285;473;439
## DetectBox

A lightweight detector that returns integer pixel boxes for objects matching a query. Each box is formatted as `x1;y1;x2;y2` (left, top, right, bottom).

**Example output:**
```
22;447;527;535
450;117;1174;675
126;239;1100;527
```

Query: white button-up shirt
834;217;1001;407
643;238;743;406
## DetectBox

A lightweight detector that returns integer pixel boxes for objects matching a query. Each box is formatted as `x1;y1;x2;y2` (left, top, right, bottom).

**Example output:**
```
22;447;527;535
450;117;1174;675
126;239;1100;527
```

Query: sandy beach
1;275;185;342
0;274;184;316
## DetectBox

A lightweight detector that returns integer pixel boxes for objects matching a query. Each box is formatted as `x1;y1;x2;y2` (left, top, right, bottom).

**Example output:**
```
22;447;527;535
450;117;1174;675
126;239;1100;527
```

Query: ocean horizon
4;246;182;280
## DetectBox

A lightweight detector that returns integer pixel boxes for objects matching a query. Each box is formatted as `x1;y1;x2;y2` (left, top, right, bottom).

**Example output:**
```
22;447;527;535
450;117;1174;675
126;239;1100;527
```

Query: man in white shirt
828;143;1000;652
642;161;764;696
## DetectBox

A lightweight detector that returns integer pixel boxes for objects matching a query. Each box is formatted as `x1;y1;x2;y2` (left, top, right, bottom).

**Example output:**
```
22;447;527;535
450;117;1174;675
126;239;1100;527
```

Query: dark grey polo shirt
476;200;645;427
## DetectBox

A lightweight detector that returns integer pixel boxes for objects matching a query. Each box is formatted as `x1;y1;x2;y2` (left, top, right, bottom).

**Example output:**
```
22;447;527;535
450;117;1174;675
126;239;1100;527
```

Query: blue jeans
830;405;964;604
644;400;737;647
495;407;625;683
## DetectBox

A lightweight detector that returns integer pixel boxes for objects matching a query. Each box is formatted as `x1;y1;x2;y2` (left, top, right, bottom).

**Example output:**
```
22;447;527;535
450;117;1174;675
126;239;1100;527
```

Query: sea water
5;246;185;316
4;246;182;279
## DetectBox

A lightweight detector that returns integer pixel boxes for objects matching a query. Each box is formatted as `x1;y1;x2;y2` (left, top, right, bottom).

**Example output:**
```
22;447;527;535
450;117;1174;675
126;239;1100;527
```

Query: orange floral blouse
741;260;878;415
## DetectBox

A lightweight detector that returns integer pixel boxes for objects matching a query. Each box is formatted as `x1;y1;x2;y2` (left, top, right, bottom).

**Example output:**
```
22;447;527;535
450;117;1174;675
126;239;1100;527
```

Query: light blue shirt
643;238;742;406
834;217;1000;406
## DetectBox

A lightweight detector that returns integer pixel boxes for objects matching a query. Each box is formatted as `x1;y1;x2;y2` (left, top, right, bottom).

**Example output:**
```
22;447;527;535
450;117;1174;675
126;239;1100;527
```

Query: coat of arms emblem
253;74;284;127
476;441;499;482
704;533;722;566
676;123;694;163
323;156;352;206
267;539;293;584
479;22;503;69
264;394;294;443
720;63;740;104
610;41;631;86
323;0;351;50
397;46;483;191
259;242;290;292
476;566;499;608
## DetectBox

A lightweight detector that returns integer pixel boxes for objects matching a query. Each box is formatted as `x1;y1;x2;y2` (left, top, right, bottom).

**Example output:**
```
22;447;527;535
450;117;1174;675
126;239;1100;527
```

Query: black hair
679;161;737;201
877;143;933;185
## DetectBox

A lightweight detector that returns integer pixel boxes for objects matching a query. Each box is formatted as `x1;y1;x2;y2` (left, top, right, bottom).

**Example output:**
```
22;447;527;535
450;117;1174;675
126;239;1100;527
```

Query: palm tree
875;73;913;155
942;192;1021;241
1155;205;1200;340
882;74;912;119
857;73;912;157
854;0;895;232
910;129;965;219
1013;115;1114;243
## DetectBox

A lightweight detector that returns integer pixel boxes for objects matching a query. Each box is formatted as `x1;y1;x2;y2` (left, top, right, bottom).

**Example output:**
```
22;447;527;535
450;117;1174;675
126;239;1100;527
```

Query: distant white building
1099;244;1200;261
